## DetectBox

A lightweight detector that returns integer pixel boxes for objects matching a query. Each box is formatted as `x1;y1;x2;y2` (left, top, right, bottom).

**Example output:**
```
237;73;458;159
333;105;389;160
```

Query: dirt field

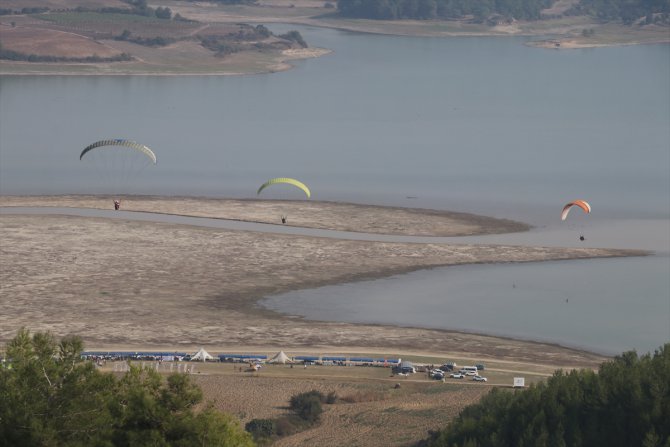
96;358;572;446
195;369;489;447
1;0;125;9
97;360;492;447
0;25;123;57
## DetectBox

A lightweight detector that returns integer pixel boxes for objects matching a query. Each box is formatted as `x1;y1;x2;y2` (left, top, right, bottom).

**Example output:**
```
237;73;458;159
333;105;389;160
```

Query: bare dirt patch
0;25;122;57
1;0;126;9
541;0;580;16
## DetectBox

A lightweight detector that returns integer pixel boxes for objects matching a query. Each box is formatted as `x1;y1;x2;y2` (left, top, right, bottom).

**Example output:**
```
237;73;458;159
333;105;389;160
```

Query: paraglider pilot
114;200;120;211
281;215;287;224
579;235;585;241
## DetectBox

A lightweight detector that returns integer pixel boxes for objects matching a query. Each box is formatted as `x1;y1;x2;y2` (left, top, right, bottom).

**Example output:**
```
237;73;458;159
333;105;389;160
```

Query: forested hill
568;0;670;24
336;0;670;24
419;344;670;447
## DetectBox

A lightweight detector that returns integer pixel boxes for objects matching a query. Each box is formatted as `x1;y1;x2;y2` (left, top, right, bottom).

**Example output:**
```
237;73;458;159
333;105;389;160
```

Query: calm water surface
262;256;669;355
1;27;668;354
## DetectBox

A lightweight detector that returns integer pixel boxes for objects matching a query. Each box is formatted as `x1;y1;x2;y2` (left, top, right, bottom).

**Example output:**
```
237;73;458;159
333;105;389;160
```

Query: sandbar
1;196;645;367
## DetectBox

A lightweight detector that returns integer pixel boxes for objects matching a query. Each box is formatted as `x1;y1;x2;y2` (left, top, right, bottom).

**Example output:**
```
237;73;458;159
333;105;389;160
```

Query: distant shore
0;195;647;368
1;4;667;76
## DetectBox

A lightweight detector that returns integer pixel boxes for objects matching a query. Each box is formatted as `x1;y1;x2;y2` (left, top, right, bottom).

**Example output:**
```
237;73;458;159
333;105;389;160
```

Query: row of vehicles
447;372;488;382
430;364;488;382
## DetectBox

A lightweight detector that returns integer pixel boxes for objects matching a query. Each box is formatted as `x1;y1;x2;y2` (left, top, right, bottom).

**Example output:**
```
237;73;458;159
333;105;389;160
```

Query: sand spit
0;195;529;236
0;196;645;366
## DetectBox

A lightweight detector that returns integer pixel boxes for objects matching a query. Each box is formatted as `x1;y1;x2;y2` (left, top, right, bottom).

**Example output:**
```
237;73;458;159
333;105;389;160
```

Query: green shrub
326;391;338;404
274;415;308;436
245;418;275;440
289;390;324;422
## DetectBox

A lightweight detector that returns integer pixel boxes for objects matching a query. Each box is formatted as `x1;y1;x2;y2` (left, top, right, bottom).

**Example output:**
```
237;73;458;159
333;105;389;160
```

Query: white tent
191;348;214;362
268;351;291;364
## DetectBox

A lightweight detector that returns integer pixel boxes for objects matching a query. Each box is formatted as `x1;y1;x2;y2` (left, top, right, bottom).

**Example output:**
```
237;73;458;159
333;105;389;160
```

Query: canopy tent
191;348;214;362
268;351;291;364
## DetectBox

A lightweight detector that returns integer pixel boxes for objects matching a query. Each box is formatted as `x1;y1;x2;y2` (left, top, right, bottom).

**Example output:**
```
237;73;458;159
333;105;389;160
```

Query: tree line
419;344;670;447
0;329;253;446
336;0;670;23
565;0;670;25
0;4;186;21
336;0;555;21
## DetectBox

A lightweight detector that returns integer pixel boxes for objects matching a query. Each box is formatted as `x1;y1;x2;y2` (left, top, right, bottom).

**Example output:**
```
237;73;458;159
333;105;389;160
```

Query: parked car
473;375;488;382
440;362;455;372
430;369;444;378
449;373;464;379
462;366;479;376
475;364;485;371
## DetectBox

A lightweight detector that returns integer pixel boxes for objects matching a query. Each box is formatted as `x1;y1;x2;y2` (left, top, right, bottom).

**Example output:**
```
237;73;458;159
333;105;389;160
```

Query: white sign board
513;377;525;388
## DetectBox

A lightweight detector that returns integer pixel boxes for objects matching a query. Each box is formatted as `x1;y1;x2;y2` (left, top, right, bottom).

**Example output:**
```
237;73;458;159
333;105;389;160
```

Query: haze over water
1;27;668;354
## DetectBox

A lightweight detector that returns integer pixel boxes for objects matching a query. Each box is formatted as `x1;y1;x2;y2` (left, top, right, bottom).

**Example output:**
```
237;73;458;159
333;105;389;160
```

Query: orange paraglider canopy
561;200;591;221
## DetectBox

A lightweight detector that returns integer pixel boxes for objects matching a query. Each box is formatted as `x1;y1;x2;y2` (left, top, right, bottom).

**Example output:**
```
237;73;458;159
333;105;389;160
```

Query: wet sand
1;196;645;367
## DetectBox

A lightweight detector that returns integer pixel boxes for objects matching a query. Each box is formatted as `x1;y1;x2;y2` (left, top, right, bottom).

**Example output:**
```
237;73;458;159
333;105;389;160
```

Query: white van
462;366;478;376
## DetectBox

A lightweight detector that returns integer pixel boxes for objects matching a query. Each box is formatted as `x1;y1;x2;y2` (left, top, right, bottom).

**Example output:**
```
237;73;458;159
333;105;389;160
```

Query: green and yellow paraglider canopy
257;178;311;199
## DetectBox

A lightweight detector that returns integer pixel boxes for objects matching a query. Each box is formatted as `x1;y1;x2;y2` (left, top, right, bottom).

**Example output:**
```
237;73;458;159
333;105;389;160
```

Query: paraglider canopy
80;139;157;164
79;139;157;196
257;177;311;199
561;200;591;221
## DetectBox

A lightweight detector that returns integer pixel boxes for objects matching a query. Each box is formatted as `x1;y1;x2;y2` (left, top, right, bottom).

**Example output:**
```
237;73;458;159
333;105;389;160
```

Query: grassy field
34;11;201;35
98;359;547;446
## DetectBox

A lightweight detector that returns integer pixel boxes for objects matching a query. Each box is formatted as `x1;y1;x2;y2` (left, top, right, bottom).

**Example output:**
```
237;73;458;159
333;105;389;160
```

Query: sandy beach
0;196;645;368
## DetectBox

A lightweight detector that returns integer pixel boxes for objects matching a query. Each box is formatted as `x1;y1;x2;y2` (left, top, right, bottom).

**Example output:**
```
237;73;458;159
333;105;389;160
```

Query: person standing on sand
114;200;120;210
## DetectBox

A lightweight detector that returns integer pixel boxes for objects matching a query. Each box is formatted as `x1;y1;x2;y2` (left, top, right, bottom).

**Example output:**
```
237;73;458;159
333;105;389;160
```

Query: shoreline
0;46;333;77
0;195;648;366
1;10;667;76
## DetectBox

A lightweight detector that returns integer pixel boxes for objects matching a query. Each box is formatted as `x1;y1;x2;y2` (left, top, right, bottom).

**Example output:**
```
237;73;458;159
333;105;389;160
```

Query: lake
1;26;668;355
